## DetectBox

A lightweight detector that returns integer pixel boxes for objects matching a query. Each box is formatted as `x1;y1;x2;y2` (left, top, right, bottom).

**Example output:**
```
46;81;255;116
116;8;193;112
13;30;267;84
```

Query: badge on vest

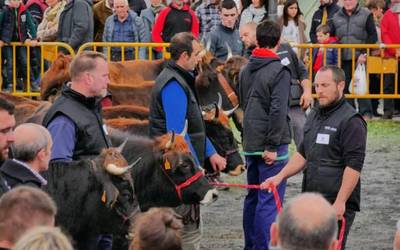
281;57;290;66
103;124;109;135
316;133;330;145
21;14;26;23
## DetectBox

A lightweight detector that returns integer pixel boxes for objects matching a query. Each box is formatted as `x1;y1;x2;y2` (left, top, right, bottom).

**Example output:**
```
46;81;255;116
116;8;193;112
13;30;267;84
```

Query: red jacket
381;8;400;58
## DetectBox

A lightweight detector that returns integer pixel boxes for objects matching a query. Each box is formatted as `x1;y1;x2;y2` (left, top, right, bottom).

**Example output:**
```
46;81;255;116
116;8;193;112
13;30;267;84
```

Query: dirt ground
201;120;400;250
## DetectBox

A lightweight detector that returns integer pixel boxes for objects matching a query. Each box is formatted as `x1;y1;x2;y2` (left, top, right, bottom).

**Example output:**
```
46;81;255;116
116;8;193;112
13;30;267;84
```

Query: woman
239;0;268;28
37;0;65;42
277;0;306;60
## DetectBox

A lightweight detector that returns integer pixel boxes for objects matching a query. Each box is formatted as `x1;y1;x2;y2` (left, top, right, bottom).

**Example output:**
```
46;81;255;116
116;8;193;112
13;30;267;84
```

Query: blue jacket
312;38;338;69
103;10;150;59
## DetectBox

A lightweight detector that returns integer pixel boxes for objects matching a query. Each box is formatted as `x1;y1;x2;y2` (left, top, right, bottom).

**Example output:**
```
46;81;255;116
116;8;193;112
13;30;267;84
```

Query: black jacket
309;2;340;43
0;159;45;188
300;98;366;211
239;48;292;152
43;84;111;160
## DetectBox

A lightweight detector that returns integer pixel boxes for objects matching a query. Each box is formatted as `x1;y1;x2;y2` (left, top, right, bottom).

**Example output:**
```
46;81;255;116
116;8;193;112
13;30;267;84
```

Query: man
310;0;340;43
43;51;112;250
262;65;367;249
0;98;16;195
0;123;52;189
332;0;377;118
206;0;242;61
240;21;257;58
149;32;226;249
57;0;93;51
152;0;199;52
0;186;57;249
43;51;111;162
238;20;292;250
93;0;114;42
195;0;221;40
103;0;150;61
270;193;338;250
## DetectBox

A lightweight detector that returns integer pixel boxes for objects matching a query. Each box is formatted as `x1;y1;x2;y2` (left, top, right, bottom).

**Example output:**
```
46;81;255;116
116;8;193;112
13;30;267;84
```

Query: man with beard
0;98;16;196
262;65;367;250
309;0;340;43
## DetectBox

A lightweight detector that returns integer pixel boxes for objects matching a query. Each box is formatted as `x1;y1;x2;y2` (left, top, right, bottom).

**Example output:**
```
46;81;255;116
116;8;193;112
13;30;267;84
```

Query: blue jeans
243;145;288;250
3;46;36;87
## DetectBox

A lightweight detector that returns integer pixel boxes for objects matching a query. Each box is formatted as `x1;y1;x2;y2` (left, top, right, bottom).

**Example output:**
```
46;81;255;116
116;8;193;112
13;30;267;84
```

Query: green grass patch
367;120;400;138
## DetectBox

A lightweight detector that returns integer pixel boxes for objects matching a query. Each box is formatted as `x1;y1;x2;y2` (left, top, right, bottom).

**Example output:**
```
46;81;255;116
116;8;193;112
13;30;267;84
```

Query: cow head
40;53;72;101
218;55;248;91
201;95;245;177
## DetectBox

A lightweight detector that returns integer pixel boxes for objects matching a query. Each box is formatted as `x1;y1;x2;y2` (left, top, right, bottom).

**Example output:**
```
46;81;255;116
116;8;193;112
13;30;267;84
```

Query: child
0;0;39;92
313;24;338;74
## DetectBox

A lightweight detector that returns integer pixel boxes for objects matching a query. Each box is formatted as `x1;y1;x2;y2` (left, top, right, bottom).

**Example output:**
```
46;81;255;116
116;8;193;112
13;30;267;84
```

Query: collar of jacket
251;48;280;59
170;2;190;10
61;83;101;109
317;97;346;116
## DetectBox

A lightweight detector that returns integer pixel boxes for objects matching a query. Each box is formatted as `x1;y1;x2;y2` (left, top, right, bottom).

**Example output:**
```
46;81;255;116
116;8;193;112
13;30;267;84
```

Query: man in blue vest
263;65;367;250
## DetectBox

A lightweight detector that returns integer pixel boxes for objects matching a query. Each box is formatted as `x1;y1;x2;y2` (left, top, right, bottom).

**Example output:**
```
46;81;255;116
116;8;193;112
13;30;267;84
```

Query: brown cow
102;104;149;120
108;81;154;107
105;118;149;135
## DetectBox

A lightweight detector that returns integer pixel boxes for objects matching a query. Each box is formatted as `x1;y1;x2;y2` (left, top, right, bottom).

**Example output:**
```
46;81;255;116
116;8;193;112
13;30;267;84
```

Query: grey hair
114;0;129;6
12;124;51;162
277;196;338;250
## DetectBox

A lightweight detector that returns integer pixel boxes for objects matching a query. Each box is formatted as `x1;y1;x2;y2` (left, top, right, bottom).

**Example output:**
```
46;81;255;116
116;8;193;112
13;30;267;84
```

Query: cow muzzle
200;188;218;205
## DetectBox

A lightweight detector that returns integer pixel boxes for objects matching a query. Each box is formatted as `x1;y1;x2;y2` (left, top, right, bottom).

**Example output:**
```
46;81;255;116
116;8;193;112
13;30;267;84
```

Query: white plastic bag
349;64;368;95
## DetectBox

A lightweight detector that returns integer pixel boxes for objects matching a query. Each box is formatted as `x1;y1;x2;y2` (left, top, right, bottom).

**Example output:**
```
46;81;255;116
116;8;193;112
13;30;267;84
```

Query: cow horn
226;42;233;60
105;157;142;175
214;103;220;119
217;92;223;109
223;105;239;117
180;120;188;137
206;39;211;52
116;139;128;153
166;131;176;149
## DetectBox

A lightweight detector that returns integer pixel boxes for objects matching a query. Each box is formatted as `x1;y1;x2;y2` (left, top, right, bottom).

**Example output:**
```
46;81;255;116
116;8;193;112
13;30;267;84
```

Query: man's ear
338;80;345;93
270;222;279;247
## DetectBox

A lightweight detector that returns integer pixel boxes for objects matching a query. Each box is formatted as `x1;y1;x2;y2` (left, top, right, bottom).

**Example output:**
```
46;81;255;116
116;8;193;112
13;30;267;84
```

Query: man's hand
357;53;367;65
209;153;226;172
332;200;346;220
260;174;284;190
300;91;313;110
0;40;4;47
263;150;277;165
25;39;38;47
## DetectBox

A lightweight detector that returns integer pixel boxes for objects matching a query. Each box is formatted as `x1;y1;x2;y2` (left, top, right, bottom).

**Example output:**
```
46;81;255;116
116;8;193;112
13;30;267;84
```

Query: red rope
209;181;345;250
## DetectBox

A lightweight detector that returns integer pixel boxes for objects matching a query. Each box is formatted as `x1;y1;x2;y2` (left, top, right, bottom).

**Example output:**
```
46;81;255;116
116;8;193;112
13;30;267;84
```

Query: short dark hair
316;24;331;35
256;20;281;49
0;186;57;244
365;0;385;10
0;98;15;115
283;0;302;26
70;51;107;80
318;65;346;84
219;0;237;10
169;32;197;61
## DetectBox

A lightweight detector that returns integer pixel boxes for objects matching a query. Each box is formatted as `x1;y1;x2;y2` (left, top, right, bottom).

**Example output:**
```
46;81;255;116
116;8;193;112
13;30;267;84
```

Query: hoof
228;164;245;176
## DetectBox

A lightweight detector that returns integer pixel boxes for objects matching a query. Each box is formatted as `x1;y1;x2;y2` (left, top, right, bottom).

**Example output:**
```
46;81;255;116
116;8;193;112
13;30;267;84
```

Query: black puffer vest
302;98;362;211
149;62;206;165
43;84;111;160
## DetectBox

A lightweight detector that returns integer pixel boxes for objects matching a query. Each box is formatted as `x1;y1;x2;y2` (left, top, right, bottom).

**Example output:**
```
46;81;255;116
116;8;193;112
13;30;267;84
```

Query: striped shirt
195;0;220;40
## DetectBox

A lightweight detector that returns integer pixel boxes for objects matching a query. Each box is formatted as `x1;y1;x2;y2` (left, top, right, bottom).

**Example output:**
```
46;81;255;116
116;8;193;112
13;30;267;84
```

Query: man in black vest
149;32;226;249
42;51;112;250
262;65;367;250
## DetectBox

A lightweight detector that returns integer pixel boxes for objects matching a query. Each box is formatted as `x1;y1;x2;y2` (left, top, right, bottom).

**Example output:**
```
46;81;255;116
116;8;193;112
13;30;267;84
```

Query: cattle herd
1;52;250;249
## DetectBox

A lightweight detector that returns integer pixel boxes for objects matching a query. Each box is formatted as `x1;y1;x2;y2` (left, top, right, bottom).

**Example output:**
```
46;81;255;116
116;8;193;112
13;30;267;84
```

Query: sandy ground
201;120;400;250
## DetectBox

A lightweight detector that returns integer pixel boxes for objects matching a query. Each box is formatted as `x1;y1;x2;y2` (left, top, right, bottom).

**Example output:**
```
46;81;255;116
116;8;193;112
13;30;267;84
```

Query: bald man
0;123;52;189
270;193;338;250
239;21;257;58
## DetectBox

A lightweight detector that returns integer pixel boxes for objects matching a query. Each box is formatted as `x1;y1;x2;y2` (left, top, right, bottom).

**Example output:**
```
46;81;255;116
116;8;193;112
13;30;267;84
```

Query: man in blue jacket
238;20;292;250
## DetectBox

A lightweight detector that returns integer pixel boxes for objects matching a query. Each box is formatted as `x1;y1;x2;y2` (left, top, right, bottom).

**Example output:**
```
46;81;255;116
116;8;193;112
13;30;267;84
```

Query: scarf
151;3;165;15
46;0;65;22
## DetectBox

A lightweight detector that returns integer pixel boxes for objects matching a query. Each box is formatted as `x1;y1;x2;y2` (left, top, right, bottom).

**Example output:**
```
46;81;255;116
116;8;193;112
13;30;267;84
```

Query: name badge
281;57;290;66
103;124;109;135
316;133;330;145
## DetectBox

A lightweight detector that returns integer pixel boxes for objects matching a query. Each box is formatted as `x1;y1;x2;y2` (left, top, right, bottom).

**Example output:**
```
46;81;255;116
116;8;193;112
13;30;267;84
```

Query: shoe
30;83;40;92
3;85;12;92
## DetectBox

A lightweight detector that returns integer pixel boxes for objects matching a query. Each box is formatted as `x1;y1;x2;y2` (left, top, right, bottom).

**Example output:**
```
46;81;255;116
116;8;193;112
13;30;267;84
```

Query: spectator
37;0;66;42
25;0;47;24
312;24;338;74
277;0;306;60
151;0;199;51
206;0;242;61
128;0;147;16
332;0;377;119
309;0;340;44
149;32;226;249
270;193;338;250
42;51;112;249
195;0;220;40
103;0;150;61
0;123;52;189
0;186;57;249
140;0;166;59
380;0;400;119
130;208;183;250
240;21;257;57
0;0;39;92
13;226;73;250
57;0;93;51
263;66;367;249
239;0;267;28
238;20;291;250
366;0;385;118
395;220;400;250
93;0;113;42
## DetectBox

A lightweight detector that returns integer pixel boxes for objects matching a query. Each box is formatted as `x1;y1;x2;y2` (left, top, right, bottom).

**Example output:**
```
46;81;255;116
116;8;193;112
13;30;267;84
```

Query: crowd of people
0;0;400;249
